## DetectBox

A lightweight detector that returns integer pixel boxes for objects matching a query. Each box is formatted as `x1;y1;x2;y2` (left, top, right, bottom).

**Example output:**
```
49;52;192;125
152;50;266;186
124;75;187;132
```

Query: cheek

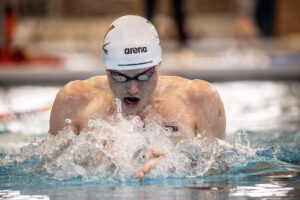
141;80;157;95
108;78;124;97
113;85;125;97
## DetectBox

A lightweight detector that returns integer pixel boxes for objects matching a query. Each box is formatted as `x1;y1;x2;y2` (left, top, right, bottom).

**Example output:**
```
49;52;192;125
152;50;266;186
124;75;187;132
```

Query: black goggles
108;67;155;83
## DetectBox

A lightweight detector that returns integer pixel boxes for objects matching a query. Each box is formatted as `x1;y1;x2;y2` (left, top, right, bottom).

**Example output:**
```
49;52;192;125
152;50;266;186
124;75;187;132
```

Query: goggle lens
112;75;127;82
110;67;154;83
137;74;152;81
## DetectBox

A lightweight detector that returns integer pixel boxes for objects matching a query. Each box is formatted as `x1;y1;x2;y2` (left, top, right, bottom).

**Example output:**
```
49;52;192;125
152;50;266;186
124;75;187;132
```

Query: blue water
1;129;299;199
0;82;300;199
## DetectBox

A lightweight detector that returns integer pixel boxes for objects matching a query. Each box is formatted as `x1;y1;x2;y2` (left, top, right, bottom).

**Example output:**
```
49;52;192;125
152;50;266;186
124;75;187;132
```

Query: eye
137;74;151;81
112;75;127;82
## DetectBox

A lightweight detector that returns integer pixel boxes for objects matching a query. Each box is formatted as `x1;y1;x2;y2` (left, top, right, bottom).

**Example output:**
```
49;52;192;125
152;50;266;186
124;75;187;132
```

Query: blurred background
0;0;300;152
1;0;300;82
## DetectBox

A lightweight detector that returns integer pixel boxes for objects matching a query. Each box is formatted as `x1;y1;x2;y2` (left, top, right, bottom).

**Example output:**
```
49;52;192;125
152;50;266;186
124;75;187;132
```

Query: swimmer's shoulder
187;79;220;101
158;75;213;90
52;76;105;111
189;79;217;93
155;76;185;97
50;76;111;135
58;76;109;98
188;79;225;139
83;76;109;89
158;75;220;99
158;75;189;83
50;79;93;135
158;76;225;138
157;76;190;93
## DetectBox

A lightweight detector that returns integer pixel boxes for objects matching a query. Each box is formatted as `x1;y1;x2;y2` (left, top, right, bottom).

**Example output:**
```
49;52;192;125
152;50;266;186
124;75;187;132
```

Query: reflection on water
0;86;57;135
215;81;300;132
232;183;293;198
0;86;58;153
0;190;49;200
1;177;299;200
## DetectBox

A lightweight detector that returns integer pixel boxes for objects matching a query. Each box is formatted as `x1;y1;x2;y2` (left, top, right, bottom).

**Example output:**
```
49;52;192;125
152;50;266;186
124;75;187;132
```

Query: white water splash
15;99;263;182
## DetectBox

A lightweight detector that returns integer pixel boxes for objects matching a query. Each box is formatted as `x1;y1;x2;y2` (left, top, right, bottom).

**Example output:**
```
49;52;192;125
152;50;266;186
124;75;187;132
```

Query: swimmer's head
102;15;162;70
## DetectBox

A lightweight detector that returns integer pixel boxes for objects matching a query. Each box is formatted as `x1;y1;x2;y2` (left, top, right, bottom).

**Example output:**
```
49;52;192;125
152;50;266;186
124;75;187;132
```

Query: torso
75;76;195;138
50;75;225;139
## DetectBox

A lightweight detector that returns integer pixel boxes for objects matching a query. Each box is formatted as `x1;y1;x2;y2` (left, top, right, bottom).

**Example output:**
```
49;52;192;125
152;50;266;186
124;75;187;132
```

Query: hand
135;147;165;179
101;137;115;154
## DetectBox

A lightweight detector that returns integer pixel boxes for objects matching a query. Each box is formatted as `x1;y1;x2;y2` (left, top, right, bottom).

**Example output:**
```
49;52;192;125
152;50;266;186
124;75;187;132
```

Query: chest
143;96;195;138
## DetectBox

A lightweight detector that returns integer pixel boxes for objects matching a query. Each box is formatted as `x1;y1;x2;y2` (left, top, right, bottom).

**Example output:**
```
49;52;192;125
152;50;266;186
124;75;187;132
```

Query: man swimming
49;15;226;178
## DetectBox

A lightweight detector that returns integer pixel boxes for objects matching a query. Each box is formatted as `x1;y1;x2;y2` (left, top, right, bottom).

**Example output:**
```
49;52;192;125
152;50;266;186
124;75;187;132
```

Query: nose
126;80;139;95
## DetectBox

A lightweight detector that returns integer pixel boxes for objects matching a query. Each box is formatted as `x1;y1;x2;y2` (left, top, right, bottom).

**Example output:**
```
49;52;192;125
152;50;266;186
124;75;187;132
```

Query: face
107;64;159;114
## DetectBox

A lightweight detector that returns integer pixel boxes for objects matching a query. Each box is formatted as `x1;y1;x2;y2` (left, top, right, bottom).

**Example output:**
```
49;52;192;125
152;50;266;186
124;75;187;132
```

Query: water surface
0;81;299;199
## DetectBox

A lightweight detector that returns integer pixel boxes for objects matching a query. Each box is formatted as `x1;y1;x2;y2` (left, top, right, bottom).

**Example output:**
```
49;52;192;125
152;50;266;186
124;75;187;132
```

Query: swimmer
49;15;226;178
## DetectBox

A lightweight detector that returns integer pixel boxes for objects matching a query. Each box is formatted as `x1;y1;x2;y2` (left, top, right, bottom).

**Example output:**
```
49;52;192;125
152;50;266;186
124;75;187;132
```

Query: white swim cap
102;15;161;70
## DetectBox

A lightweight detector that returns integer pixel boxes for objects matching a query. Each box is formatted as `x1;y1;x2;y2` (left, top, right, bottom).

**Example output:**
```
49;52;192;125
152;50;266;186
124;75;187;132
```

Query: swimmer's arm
136;147;165;179
49;81;88;135
190;80;226;139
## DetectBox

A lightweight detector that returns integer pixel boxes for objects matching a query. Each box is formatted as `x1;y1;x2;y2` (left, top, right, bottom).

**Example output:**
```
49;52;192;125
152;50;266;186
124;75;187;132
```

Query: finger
135;157;160;179
150;147;165;158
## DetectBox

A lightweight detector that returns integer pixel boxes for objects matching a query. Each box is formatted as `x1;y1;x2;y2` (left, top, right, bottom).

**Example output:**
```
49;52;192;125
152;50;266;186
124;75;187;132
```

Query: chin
122;107;140;115
122;103;145;115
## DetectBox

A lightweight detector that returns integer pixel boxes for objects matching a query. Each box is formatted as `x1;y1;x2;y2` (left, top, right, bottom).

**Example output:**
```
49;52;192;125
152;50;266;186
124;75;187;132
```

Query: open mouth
123;97;140;107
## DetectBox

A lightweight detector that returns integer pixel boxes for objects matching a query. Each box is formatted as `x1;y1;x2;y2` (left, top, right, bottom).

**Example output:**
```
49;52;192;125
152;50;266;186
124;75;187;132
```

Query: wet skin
49;65;226;178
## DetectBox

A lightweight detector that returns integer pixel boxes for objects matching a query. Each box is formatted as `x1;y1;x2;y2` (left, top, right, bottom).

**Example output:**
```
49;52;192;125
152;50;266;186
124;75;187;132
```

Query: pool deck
1;65;300;85
1;38;300;85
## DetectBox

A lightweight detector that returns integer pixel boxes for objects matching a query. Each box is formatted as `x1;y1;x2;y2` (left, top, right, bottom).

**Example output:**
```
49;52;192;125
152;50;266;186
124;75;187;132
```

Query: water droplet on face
113;98;124;122
65;118;72;124
88;119;96;127
113;98;122;113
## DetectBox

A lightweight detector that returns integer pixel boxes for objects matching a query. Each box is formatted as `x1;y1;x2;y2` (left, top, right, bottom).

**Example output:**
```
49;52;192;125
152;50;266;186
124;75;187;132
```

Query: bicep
206;96;226;139
193;88;226;139
49;89;80;135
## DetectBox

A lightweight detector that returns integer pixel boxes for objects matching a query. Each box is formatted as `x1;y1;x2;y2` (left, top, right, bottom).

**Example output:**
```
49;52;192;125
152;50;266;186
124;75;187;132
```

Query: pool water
0;81;300;199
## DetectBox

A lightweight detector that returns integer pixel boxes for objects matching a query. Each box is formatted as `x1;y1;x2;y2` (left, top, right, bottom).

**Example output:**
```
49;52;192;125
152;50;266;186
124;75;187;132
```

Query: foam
2;98;297;183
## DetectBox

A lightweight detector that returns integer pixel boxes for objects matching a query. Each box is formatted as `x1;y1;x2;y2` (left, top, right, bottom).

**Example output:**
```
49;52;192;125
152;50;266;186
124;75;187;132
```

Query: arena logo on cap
124;47;147;54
